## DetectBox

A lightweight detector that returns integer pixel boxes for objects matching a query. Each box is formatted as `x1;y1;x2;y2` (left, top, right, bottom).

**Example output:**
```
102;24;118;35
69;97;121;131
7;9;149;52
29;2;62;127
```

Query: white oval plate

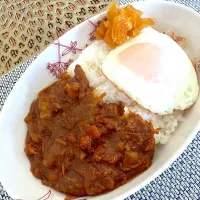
0;1;200;200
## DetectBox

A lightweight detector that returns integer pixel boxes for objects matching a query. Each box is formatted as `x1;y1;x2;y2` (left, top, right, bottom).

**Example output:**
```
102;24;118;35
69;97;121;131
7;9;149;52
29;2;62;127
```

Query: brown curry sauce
24;65;156;196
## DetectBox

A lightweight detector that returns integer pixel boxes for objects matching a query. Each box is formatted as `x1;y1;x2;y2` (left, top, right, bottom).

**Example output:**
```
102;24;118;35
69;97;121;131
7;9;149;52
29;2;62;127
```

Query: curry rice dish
24;3;199;198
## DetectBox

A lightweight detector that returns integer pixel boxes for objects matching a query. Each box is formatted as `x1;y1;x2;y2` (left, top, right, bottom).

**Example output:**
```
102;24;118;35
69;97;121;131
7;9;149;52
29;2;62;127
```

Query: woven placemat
0;0;200;200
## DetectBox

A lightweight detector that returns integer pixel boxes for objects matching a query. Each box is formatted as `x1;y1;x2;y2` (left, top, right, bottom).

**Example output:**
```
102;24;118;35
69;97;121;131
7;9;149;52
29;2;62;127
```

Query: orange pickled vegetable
104;28;118;49
112;15;132;44
95;22;107;40
107;2;120;20
95;3;155;48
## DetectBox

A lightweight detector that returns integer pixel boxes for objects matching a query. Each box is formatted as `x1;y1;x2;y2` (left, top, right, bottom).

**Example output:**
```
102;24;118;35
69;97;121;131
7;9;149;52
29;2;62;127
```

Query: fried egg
101;27;199;115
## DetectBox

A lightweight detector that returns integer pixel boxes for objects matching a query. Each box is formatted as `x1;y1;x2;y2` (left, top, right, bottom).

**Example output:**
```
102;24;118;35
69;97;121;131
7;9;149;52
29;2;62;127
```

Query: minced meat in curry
24;65;156;196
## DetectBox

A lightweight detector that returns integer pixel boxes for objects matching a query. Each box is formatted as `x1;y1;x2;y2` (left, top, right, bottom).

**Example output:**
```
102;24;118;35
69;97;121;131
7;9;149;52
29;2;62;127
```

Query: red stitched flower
47;59;73;78
62;41;78;56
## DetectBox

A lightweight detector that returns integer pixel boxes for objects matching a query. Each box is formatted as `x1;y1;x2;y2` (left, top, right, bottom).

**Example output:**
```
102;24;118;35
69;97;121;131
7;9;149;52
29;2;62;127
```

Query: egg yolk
118;43;164;82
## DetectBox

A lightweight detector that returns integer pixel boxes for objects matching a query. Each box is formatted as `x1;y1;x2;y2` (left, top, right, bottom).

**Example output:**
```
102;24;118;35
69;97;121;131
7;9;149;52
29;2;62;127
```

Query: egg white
101;27;199;115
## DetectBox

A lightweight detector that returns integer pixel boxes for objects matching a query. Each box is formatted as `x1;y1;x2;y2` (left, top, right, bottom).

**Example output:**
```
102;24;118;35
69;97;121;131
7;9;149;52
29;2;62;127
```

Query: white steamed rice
68;40;184;144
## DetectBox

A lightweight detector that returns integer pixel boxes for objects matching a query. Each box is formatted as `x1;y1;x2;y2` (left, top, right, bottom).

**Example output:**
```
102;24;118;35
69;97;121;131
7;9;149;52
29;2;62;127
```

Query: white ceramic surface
0;1;200;200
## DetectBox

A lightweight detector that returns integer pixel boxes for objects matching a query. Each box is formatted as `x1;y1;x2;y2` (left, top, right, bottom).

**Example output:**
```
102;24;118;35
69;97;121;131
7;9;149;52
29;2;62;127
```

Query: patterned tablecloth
0;0;200;200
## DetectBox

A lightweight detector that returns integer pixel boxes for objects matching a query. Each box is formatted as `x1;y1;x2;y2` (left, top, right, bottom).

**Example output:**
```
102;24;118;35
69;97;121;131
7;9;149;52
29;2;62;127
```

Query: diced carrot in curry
64;82;80;99
80;135;91;150
86;125;101;140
